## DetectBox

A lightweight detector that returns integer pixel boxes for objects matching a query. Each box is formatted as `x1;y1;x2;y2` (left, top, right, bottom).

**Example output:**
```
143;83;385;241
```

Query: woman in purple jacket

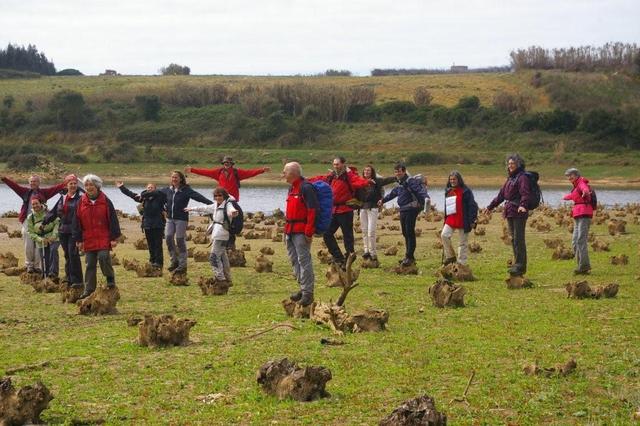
485;154;532;277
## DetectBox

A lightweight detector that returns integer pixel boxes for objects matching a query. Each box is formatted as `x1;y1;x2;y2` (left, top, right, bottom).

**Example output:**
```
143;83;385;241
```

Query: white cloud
1;0;638;75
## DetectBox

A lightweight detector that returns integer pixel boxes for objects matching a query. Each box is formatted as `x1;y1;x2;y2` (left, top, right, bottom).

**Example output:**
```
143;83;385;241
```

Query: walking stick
41;243;47;279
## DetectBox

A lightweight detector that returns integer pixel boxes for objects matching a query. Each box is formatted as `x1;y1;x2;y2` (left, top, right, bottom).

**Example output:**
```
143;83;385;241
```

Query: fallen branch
449;370;475;405
235;323;298;343
4;361;51;375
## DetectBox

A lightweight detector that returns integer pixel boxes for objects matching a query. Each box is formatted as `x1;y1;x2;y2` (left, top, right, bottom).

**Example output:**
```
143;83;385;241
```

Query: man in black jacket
117;181;167;269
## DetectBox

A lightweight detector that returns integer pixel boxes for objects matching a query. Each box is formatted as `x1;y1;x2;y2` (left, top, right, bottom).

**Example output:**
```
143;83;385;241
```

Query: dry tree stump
0;377;53;426
193;250;209;263
61;286;84;303
122;258;140;271
523;359;577;377
192;233;209;245
7;230;22;239
473;226;486;236
591;239;610;252
168;272;189;286
241;244;251;251
380;394;447;426
256;358;331;402
31;277;61;293
608;219;626;235
361;257;380;269
281;299;313;319
325;253;359;306
393;263;419;275
351;309;389;332
260;246;275;255
610;254;629;265
317;249;332;264
138;314;196;347
2;266;26;276
468;242;482;253
505;275;534;289
543;238;563;249
436;263;475;281
0;252;18;270
311;304;390;334
254;254;273;273
198;277;231;296
228;249;247;267
187;246;195;258
565;281;619;299
551;245;573;260
428;279;466;308
110;253;120;266
77;286;120;315
0;224;7;233
384;246;398;256
133;238;148;250
135;263;163;278
19;271;42;286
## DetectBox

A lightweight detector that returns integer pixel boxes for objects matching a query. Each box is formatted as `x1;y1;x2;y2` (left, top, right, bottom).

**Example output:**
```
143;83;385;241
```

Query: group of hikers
1;152;595;304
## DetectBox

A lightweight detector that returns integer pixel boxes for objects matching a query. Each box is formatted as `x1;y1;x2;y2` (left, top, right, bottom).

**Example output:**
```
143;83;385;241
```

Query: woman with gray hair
562;168;594;274
485;154;532;276
72;174;121;298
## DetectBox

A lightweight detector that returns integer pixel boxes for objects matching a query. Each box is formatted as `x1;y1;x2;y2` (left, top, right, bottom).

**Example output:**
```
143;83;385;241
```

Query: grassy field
1;203;639;424
0;72;545;110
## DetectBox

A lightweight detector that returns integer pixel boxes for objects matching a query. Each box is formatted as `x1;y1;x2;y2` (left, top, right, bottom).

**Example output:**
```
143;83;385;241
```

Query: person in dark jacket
160;171;213;274
485;153;532;276
309;156;371;266
44;174;84;287
72;174;121;299
117;180;167;269
378;162;430;266
441;171;478;265
357;165;395;261
1;174;65;272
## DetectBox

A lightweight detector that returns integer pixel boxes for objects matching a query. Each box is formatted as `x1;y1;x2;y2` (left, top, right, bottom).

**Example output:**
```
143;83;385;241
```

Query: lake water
1;184;638;216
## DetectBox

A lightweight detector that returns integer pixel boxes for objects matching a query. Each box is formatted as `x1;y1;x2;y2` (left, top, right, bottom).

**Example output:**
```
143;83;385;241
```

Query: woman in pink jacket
562;168;593;275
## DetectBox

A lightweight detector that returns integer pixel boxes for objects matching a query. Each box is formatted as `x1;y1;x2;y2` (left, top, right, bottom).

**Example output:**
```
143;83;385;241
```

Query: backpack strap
234;168;241;188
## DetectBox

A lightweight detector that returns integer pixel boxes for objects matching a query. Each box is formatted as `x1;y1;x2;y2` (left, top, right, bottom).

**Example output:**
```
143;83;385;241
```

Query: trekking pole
41;243;47;279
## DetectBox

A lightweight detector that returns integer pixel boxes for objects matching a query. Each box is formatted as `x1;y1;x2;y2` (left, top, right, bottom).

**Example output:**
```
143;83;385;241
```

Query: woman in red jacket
562;168;593;275
72;174;122;299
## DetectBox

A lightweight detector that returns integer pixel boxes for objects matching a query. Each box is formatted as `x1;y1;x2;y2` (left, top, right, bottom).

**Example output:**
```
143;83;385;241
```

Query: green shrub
540;109;579;133
102;142;139;163
380;101;417;115
117;122;193;144
346;104;381;122
7;153;42;171
57;68;83;76
406;152;450;165
135;95;161;121
457;96;480;110
48;90;93;130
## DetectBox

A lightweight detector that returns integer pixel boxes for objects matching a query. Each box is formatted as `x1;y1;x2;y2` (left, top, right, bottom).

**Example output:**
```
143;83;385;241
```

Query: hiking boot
71;282;84;289
362;252;371;260
168;261;179;272
400;258;415;267
443;257;457;266
290;291;302;302
27;266;35;273
300;292;314;306
371;255;378;262
78;290;93;299
508;266;523;277
174;265;187;274
106;278;116;289
573;268;591;276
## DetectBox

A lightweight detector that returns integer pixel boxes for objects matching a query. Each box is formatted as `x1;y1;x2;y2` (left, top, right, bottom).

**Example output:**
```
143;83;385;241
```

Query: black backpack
223;200;244;235
522;171;542;210
587;185;598;209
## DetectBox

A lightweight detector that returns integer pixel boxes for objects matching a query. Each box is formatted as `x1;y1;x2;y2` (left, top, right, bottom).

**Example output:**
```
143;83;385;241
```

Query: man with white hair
1;174;65;272
283;162;318;306
562;167;594;275
72;174;121;298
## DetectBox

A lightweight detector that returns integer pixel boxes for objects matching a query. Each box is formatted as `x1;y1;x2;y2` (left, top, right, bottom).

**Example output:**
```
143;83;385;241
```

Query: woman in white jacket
185;187;238;282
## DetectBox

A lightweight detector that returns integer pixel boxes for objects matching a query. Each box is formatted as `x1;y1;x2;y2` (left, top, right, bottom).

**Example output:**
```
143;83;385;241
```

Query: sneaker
300;292;314;306
362;252;371;260
401;258;415;267
573;268;591;275
290;291;302;302
508;266;523;277
443;257;457;266
168;261;179;272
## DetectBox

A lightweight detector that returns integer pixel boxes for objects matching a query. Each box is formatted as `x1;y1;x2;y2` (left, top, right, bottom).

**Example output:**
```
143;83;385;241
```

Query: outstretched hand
263;167;271;172
184;166;192;173
115;181;124;188
517;206;527;213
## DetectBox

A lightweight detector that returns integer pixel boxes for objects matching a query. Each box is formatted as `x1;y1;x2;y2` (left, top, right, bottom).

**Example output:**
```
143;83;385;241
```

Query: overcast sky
1;0;638;76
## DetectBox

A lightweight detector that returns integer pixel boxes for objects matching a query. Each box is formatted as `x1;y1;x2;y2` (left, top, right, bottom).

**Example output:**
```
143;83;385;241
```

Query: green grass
1;205;639;424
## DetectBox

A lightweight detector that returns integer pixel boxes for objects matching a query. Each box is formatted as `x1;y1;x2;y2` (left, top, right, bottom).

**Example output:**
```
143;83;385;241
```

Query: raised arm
41;181;66;200
118;184;142;202
187;187;214;205
236;167;270;180
381;187;399;204
348;172;372;190
1;176;29;198
487;184;506;211
188;167;222;181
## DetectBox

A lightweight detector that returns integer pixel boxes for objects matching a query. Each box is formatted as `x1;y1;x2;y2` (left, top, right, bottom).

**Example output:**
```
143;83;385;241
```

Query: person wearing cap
185;156;269;250
562;168;594;275
26;195;60;278
44;174;85;286
1;174;65;271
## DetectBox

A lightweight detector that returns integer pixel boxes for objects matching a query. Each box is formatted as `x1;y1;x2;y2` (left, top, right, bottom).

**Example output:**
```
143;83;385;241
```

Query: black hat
221;156;235;165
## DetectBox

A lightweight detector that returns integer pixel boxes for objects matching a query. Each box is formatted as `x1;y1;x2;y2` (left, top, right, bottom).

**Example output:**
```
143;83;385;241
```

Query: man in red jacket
1;174;65;272
185;155;270;250
284;162;318;306
310;156;371;266
185;156;270;201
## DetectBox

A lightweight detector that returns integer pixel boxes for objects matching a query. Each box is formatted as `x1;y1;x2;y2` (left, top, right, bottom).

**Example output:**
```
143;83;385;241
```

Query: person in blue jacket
378;162;430;266
160;171;213;274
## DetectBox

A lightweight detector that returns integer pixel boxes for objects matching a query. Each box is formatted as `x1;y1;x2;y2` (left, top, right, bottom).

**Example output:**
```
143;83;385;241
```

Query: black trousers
60;232;83;285
227;233;236;250
400;208;419;260
507;217;527;274
145;228;164;266
323;211;355;262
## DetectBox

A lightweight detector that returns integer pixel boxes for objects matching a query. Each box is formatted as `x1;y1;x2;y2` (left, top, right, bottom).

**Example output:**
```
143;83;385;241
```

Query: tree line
0;43;56;75
510;42;640;73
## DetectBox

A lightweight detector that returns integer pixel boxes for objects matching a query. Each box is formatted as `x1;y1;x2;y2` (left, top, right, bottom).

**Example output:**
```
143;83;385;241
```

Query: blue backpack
309;181;333;235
